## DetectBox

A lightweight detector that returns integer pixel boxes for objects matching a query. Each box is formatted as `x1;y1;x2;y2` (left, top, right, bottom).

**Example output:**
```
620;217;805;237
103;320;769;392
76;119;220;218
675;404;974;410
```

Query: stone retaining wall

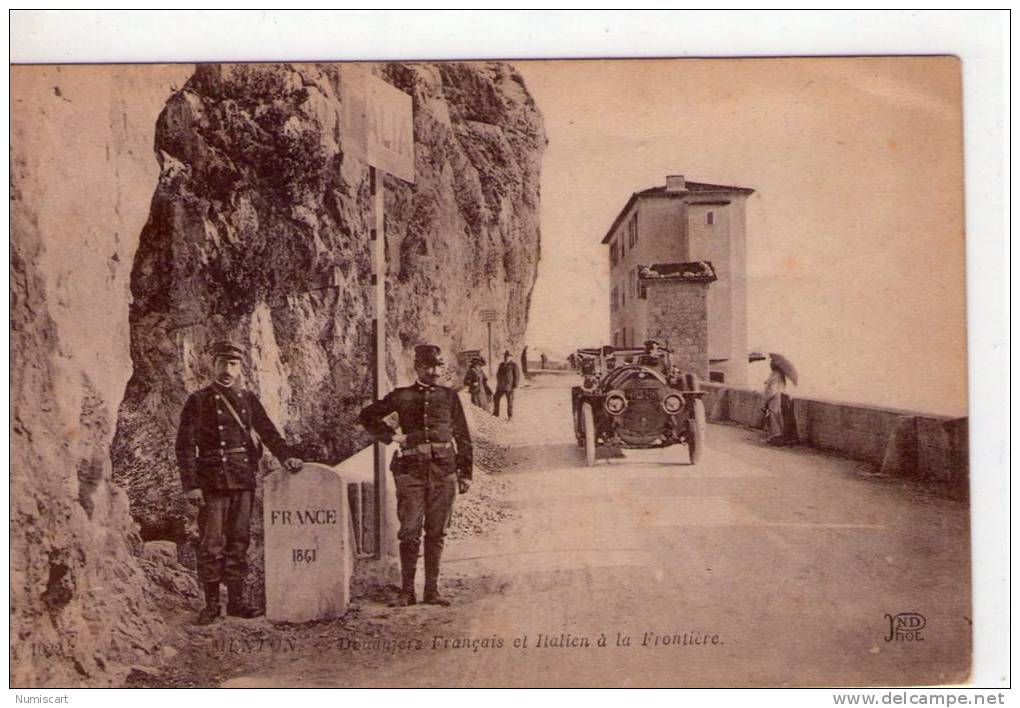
703;383;969;498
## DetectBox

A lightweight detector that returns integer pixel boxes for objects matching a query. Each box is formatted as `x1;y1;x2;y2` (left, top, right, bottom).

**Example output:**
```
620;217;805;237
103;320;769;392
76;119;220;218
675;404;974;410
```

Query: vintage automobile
570;346;706;466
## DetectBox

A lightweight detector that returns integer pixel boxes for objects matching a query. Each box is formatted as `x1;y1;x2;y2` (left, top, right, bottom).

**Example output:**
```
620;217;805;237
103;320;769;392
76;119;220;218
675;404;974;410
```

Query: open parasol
768;352;798;385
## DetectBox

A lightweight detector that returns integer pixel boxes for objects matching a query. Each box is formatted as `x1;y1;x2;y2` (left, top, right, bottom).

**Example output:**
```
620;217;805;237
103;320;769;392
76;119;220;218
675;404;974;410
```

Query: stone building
603;174;754;384
641;262;717;381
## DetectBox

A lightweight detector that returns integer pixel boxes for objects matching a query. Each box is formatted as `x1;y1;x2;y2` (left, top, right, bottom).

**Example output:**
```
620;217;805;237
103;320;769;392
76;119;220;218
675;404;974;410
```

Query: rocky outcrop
111;63;545;566
10;65;192;687
10;61;543;686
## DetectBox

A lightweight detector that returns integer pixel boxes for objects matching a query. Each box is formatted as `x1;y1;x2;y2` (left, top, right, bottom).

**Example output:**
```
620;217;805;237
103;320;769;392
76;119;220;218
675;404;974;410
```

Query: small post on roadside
480;309;498;379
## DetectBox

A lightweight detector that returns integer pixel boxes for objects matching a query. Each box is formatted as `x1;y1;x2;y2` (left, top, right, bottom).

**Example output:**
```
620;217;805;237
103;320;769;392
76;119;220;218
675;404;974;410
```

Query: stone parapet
703;383;969;498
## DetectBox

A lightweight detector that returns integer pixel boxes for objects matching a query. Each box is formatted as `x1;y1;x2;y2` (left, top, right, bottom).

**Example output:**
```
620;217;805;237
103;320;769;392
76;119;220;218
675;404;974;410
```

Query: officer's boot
195;582;221;625
422;543;451;606
225;580;263;619
394;545;418;607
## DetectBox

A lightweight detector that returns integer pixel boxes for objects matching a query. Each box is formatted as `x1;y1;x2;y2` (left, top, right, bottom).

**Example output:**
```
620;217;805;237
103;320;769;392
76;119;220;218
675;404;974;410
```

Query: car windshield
602;363;667;389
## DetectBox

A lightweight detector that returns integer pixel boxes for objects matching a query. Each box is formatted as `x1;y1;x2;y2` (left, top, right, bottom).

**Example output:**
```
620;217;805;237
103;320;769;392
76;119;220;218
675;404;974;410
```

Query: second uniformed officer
175;340;304;625
358;344;472;607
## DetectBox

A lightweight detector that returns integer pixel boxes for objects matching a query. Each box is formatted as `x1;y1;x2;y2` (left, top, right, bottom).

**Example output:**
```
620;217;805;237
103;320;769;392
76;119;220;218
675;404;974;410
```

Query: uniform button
215;395;220;400
218;425;224;430
220;441;226;447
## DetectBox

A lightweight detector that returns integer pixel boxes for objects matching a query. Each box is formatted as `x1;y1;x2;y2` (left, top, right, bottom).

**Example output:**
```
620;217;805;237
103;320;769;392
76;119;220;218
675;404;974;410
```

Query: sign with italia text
340;64;415;182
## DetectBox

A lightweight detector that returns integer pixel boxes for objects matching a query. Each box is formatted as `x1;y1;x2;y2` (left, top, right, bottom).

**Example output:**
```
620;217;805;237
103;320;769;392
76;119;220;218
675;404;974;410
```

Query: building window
620;235;626;259
610;241;618;267
621;283;626;308
611;286;618;312
707;211;715;225
628;213;638;248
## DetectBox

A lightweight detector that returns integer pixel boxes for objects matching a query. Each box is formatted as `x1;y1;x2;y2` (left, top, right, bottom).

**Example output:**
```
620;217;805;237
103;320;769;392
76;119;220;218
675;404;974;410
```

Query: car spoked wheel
582;402;596;466
573;407;584;448
687;398;706;464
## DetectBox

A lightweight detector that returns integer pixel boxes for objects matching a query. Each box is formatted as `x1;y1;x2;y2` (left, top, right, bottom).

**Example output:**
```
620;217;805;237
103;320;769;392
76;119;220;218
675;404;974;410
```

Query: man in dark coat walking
493;350;520;420
358;344;473;607
176;340;304;625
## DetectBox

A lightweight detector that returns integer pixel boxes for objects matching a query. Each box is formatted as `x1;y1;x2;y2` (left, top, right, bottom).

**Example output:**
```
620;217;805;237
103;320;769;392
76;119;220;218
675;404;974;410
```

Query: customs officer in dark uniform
358;344;472;607
175;340;304;625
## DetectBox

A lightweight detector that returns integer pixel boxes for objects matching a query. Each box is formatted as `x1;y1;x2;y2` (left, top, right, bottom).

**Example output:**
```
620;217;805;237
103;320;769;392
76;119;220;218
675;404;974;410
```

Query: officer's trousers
197;490;254;584
393;460;456;586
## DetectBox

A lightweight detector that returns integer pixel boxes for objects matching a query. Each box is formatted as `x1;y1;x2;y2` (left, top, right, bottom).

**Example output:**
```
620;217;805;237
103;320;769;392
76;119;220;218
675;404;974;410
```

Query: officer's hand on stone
186;488;204;508
458;478;471;495
392;433;408;445
284;458;303;474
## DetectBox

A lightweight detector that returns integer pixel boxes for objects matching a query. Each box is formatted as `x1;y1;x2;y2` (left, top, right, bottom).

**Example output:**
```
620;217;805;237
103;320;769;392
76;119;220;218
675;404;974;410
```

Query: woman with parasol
763;353;798;445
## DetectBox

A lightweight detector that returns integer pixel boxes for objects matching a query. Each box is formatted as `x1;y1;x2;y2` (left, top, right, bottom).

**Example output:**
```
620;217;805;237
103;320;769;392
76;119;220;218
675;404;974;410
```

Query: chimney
665;175;687;192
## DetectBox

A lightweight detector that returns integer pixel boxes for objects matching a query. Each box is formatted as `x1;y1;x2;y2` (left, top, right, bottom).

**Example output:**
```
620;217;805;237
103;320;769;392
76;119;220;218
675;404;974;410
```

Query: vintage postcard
10;54;977;689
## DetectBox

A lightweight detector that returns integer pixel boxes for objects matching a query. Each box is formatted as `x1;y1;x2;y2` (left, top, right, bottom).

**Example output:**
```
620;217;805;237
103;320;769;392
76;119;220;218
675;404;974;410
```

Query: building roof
636;181;754;196
601;179;755;244
638;261;717;283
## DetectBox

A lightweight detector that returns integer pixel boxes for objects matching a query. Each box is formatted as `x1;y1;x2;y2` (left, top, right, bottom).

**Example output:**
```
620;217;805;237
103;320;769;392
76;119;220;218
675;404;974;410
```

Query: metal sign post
480;309;498;378
342;65;414;561
370;166;387;560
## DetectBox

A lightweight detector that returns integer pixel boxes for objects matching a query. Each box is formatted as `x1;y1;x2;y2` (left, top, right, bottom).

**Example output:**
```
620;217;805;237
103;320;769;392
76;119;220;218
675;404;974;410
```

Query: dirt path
145;373;970;687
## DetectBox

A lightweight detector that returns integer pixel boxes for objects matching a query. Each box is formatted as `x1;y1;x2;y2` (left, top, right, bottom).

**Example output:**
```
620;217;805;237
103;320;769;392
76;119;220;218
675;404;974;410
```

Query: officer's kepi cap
414;344;445;367
209;340;245;361
644;339;661;348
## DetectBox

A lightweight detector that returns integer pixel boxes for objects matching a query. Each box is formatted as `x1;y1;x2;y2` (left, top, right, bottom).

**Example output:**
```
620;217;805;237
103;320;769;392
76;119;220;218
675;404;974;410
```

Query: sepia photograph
8;11;1008;694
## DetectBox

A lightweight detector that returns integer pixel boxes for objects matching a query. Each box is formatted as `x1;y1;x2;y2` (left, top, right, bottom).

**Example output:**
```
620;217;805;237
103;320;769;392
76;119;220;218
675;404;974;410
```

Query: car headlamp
605;391;628;415
662;393;684;414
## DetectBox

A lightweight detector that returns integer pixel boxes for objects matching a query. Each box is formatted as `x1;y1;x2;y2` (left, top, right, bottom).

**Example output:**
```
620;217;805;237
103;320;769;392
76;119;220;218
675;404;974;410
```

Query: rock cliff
11;60;544;687
110;62;545;570
10;65;193;687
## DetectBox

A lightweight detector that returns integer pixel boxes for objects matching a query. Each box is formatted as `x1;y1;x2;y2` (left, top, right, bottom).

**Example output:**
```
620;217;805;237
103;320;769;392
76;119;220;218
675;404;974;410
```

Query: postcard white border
5;9;1009;696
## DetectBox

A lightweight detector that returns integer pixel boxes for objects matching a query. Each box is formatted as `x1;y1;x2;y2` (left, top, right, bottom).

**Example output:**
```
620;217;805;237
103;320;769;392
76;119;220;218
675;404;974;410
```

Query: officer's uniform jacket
175;383;291;493
358;382;473;480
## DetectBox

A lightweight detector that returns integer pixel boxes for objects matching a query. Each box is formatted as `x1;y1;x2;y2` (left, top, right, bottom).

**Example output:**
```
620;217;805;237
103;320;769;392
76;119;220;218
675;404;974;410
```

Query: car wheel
688;398;706;464
582;402;597;466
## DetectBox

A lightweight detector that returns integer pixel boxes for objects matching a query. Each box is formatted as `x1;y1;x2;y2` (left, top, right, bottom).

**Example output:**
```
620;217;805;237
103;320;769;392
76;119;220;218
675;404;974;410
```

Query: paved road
228;373;971;687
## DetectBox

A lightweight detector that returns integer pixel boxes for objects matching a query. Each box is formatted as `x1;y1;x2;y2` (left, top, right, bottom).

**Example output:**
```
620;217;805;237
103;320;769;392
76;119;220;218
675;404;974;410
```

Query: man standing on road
493;350;520;420
358;344;473;607
176;340;304;625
